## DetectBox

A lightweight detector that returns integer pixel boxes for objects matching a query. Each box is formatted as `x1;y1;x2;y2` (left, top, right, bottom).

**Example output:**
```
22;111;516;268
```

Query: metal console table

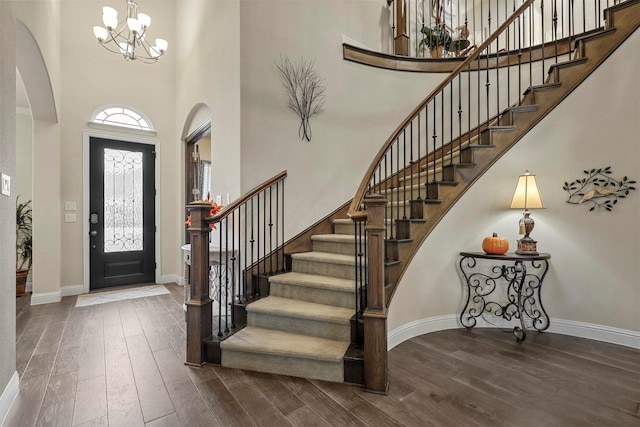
459;252;551;342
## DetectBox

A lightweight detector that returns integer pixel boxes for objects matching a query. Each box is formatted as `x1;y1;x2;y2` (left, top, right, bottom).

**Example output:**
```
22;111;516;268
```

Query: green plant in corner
16;196;32;296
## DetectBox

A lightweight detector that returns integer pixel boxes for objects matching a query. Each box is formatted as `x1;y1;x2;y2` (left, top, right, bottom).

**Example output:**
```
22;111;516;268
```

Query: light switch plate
64;213;77;223
1;173;9;197
65;201;77;211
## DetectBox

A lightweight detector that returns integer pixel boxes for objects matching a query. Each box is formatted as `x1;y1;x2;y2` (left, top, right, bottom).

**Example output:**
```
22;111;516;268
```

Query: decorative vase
16;270;28;297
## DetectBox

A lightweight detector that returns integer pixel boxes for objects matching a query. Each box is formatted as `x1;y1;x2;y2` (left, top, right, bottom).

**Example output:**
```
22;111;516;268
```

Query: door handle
90;230;98;236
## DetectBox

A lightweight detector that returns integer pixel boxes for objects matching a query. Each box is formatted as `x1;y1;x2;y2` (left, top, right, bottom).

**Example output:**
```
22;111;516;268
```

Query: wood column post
185;202;212;366
394;0;409;56
363;194;388;394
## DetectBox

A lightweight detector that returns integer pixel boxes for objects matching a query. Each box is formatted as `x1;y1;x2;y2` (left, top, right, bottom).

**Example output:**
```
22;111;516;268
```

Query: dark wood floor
4;282;640;426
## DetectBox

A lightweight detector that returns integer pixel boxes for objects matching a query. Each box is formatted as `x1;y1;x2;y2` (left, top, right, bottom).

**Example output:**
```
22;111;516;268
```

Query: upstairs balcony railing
389;0;625;58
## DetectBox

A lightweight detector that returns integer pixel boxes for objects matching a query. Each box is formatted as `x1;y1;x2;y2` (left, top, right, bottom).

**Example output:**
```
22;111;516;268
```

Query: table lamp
510;170;544;255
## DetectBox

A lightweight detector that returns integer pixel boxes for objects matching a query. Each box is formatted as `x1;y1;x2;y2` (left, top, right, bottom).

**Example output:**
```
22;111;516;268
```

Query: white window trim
90;104;156;135
87;121;157;137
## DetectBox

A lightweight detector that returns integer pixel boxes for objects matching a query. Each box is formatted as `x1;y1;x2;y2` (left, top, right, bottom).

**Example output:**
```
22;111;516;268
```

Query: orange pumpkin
482;233;509;255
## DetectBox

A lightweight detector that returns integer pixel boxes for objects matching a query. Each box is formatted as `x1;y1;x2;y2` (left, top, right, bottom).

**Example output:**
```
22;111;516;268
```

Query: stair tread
291;251;356;266
311;234;355;243
248;296;353;323
221;326;350;361
269;271;355;293
333;218;394;224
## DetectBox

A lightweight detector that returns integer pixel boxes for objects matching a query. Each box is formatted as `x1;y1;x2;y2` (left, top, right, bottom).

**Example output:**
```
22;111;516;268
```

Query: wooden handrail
206;170;288;224
347;0;534;220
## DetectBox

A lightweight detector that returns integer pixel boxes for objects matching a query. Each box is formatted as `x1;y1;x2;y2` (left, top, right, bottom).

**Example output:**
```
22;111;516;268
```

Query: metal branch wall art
563;167;636;212
275;56;327;142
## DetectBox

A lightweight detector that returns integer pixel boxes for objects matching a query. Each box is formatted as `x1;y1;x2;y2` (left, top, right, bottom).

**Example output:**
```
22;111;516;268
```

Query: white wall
389;30;640;340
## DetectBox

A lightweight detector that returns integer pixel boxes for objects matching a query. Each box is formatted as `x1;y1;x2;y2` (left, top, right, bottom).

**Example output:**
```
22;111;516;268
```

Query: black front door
89;137;156;290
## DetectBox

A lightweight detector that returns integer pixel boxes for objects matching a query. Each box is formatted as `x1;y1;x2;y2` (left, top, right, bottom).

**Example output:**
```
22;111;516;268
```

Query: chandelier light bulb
103;13;118;29
155;38;168;53
103;6;118;19
127;17;141;34
138;13;151;28
93;26;109;42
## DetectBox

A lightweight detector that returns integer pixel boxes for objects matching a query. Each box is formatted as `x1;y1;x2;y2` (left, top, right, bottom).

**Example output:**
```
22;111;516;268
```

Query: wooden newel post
363;194;389;393
394;0;409;56
185;202;212;366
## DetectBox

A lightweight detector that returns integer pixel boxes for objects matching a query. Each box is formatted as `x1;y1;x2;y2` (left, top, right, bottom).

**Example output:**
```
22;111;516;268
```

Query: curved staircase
190;0;639;389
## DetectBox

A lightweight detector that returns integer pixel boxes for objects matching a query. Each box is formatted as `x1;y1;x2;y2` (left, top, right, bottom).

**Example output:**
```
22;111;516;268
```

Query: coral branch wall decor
275;56;327;142
563;167;636;212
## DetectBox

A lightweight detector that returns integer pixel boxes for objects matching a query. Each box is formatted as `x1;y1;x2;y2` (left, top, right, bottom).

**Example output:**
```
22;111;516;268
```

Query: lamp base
516;237;538;255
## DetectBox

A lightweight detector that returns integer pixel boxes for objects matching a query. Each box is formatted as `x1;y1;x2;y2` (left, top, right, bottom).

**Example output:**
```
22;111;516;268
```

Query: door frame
83;131;160;294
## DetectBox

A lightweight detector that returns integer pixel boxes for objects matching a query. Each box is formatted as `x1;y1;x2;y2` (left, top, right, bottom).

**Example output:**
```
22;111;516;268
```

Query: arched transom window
91;105;154;132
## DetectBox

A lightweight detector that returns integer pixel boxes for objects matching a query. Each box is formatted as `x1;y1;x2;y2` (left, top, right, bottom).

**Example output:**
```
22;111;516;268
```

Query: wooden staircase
188;0;639;390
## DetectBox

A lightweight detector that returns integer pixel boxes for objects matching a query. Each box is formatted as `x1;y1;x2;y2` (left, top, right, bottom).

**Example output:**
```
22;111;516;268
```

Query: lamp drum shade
510;172;544;209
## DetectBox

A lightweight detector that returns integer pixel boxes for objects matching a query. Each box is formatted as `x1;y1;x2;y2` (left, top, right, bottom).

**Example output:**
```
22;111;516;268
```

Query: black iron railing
389;0;626;58
184;171;287;365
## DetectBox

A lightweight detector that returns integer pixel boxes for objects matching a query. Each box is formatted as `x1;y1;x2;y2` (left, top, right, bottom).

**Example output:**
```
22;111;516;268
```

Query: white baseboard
0;371;19;426
548;319;640;349
387;315;640;350
158;274;181;285
30;290;61;305
31;284;82;305
388;315;460;349
61;284;84;297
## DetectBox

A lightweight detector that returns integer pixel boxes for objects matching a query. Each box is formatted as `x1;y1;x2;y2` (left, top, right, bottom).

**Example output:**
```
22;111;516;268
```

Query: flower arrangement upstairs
185;198;224;229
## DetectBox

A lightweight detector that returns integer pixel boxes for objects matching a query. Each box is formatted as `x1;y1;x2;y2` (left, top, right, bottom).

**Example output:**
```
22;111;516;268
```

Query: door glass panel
104;148;144;253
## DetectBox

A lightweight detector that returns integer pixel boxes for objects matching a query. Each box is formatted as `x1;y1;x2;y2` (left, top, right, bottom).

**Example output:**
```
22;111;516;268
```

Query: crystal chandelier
93;0;168;63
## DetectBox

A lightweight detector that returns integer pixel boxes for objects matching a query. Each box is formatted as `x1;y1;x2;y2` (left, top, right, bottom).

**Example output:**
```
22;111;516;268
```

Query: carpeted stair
220;222;359;382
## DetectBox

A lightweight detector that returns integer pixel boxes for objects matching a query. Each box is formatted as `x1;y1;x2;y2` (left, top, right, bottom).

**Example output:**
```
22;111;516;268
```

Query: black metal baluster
554;0;559;63
485;47;490;125
417;111;422;202
432;98;437;182
410;121;414;206
529;2;533;90
275;182;280;272
402;131;407;219
518;3;523;99
250;198;255;297
541;0;545;85
281;180;285;272
243;203;247;301
582;0;586;37
457;74;463;156
224;218;229;333
262;190;267;276
449;80;453;165
269;186;273;275
217;224;223;337
231;211;236;328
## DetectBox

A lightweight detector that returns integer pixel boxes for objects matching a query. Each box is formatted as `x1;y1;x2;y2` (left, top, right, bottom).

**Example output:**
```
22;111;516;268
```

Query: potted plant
16;197;32;297
419;23;452;58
